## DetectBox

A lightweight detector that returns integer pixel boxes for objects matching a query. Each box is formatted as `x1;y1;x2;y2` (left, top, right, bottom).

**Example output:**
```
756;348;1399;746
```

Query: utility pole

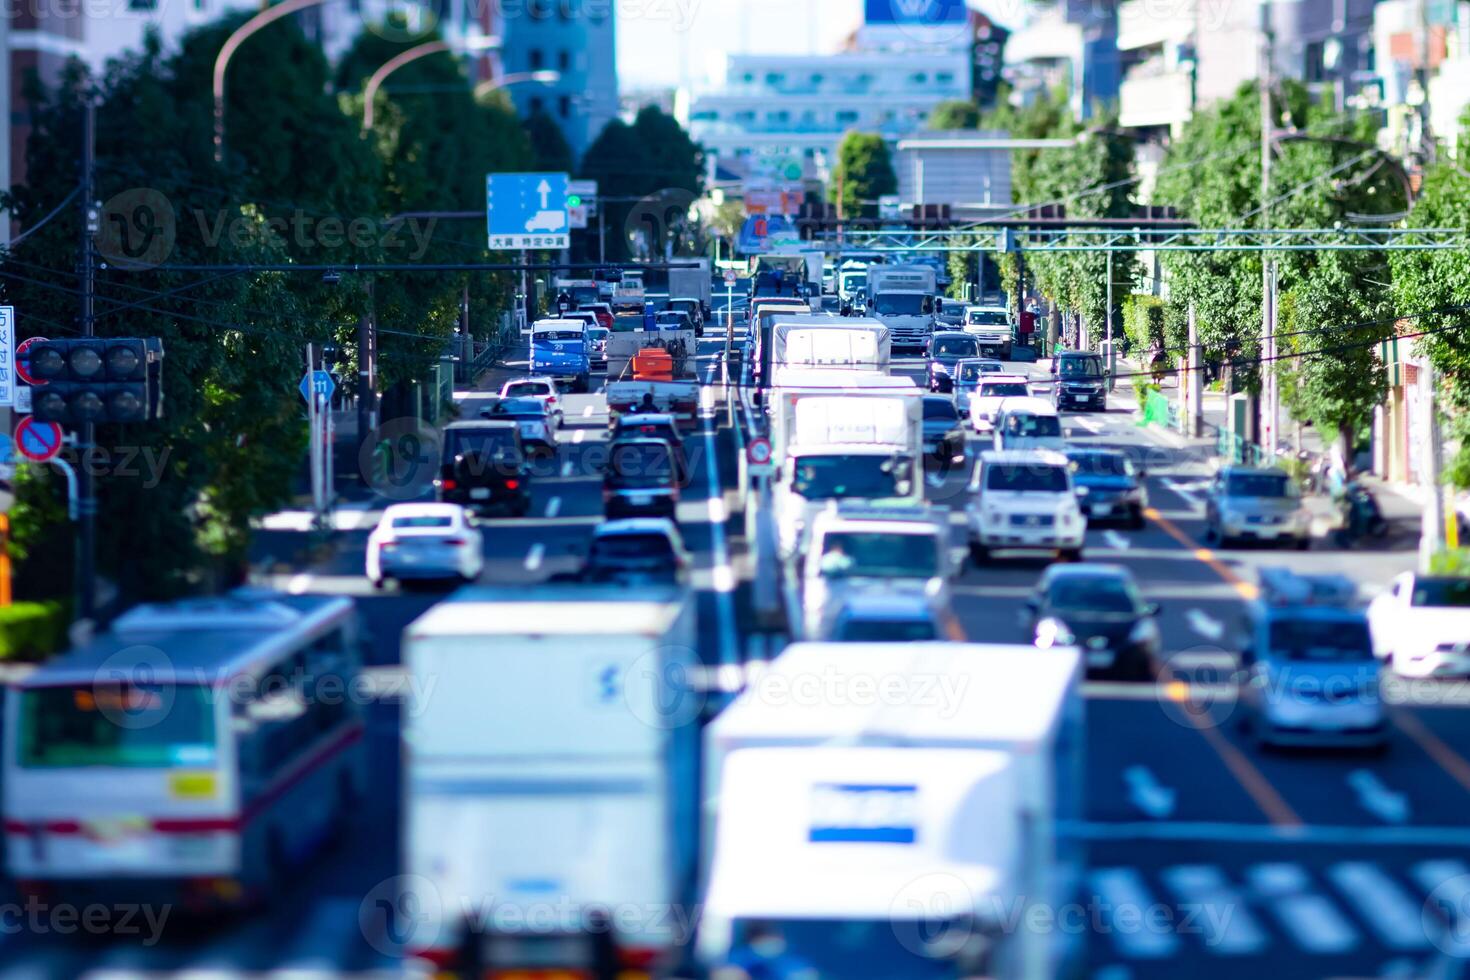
1263;260;1279;460
1187;303;1203;438
1105;249;1114;387
1420;358;1446;568
355;279;375;473
1258;0;1274;453
77;98;98;622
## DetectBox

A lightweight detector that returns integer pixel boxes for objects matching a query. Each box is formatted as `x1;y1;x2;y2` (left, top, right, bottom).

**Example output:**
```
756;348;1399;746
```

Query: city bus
2;590;366;910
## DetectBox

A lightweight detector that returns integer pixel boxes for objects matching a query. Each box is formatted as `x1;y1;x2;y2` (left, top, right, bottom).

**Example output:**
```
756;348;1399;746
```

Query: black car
927;332;983;393
1025;564;1161;680
436;421;532;517
603;437;680;520
1051;352;1108;411
920;395;966;467
1065;449;1148;529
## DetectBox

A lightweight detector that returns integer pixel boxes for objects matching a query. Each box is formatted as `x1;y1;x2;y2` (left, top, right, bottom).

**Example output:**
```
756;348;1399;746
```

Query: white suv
966;450;1086;563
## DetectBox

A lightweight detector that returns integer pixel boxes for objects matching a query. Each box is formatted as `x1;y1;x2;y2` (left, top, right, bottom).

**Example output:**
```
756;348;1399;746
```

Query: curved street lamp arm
213;0;331;161
361;40;453;131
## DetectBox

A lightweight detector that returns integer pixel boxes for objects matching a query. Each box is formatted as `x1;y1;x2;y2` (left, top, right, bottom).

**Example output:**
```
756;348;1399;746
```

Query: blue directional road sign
299;370;336;404
487;172;569;250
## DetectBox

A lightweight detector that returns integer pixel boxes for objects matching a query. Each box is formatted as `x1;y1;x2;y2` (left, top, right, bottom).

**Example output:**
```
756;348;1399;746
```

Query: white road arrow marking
1347;769;1410;824
1186;608;1224;642
1123;765;1176;819
524;542;545;572
536;178;551;209
1103;530;1131;551
545;496;562;519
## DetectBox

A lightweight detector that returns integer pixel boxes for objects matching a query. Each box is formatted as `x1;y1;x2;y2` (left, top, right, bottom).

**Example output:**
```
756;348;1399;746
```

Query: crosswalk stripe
1159;865;1267;955
1088;868;1180;958
1412;859;1470;952
1327;862;1431;950
1247;863;1359;954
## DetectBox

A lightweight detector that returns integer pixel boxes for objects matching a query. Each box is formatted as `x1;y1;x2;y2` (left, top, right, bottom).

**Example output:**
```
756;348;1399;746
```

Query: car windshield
792;455;912;499
608;444;674;489
872;294;926;316
1059;356;1104;379
588;328;609;342
931;337;979;358
1410;578;1470;607
967;310;1009;325
443;429;518;461
391;515;454;529
1069;452;1135;478
591;533;675;561
838;618;939;642
1003;413;1062;438
923;399;958;421
819;531;939;579
1268;618;1375;661
502;382;549;398
986;463;1069;493
19;684;216;768
533;330;582;342
1226;473;1295;498
1048;576;1138;614
955;363;995;385
980;382;1029;398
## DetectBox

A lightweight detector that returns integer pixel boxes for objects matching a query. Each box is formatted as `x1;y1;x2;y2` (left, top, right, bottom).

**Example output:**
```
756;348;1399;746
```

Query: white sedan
1368;573;1470;677
499;376;565;430
366;503;484;588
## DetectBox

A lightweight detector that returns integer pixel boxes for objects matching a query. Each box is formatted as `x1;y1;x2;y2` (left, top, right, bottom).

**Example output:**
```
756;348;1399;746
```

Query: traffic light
566;194;582;208
29;337;165;425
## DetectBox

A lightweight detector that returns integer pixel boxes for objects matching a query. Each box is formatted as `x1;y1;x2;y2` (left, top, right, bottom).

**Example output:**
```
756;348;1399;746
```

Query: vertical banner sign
0;307;14;407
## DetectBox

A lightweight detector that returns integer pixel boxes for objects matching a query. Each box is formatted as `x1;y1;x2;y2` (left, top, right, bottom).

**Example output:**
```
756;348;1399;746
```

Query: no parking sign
15;416;62;463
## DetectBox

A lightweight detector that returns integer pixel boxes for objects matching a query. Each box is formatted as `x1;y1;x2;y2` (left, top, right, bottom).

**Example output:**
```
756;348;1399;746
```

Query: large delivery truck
866;264;938;353
699;642;1085;980
401;587;699;976
769;314;891;380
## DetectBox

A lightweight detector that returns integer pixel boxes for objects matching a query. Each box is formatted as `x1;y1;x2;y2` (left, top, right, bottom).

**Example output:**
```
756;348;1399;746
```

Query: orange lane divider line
1157;663;1304;830
1144;507;1259;601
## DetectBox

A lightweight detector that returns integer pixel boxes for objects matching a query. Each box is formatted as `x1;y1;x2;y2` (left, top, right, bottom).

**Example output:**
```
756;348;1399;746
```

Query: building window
769;110;790;123
128;0;157;9
836;109;859;125
743;72;755;83
557;50;570;71
734;110;756;124
559;95;571;118
529;49;544;70
530;96;544;114
764;72;785;86
910;72;928;84
936;72;954;85
810;73;823;85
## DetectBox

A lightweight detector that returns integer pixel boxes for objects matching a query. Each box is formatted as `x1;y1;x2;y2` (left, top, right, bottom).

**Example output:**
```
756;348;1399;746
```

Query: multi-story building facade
494;1;618;158
1003;0;1120;120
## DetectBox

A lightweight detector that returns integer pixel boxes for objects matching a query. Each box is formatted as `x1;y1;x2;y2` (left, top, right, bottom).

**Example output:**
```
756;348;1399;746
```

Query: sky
616;0;865;90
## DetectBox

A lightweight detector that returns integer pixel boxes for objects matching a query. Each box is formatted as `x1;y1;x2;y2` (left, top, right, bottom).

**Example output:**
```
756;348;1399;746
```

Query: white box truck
667;258;712;319
699;643;1085;980
401;586;699;975
767;381;925;555
866;264;938;353
770;314;892;379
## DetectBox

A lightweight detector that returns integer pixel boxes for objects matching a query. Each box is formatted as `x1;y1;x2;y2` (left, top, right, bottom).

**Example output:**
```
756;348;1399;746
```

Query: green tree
523;110;575;172
930;100;980;130
579;107;705;262
828;132;897;217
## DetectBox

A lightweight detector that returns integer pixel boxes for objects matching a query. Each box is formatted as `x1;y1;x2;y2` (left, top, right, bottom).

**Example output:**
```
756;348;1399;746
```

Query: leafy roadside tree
579;106;705;263
828;132;897;218
930;100;981;130
523;110;575;172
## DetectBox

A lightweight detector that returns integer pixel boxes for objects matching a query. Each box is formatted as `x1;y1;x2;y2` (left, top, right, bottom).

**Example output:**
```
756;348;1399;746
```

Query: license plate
470;488;490;500
1087;651;1114;667
628;494;652;506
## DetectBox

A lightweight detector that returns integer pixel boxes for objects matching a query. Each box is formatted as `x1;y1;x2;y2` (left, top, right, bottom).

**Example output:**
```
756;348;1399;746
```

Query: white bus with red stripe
3;591;366;911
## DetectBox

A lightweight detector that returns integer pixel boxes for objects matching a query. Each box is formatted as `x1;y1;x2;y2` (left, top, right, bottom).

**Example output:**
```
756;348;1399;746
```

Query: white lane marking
287;572;312;595
1159;865;1267;955
1123;765;1176;820
573;429;585;444
1345;769;1410;824
1103;530;1131;551
583;404;593;417
545;496;562;519
1087;869;1180;958
1185;608;1225;642
1072;415;1103;433
561;458;574;476
1326;862;1430;950
704;397;739;667
1162;478;1202;511
1247;863;1359;954
524;542;545;571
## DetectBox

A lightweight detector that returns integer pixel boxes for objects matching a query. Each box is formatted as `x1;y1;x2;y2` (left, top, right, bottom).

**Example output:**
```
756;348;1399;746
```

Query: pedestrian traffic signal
28;337;165;425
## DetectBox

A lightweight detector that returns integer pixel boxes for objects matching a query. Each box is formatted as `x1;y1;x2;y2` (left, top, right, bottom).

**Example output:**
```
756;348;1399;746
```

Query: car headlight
931;361;949;374
1128;617;1160;646
1036;617;1075;649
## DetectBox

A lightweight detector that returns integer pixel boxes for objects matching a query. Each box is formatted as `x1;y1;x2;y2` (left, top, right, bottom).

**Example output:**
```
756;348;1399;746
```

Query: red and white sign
15;336;47;386
746;437;773;467
724;269;738;285
15;416;62;462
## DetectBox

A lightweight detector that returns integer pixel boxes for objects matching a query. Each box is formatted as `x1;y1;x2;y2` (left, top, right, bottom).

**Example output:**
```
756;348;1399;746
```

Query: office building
495;1;619;159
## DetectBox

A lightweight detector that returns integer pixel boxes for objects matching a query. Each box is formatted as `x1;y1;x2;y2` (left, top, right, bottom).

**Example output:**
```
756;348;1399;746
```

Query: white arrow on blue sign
299;370;336;404
486;172;569;251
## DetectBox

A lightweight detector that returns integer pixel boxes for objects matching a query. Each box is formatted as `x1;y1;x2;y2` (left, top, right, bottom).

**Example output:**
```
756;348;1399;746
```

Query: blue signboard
865;0;967;24
299;369;336;404
487;172;570;250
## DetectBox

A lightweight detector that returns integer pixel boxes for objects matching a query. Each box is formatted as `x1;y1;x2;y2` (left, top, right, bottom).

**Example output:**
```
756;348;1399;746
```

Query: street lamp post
362;35;507;131
472;70;562;101
213;0;332;162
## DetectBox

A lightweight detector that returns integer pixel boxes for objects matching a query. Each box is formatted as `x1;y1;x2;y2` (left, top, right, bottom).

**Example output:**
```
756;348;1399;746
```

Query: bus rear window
18;684;217;768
